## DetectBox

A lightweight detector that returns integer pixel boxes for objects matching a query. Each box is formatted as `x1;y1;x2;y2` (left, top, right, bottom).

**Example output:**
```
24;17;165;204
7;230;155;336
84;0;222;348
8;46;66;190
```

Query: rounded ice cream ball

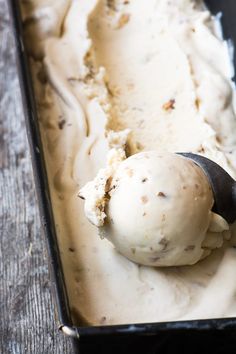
100;151;216;266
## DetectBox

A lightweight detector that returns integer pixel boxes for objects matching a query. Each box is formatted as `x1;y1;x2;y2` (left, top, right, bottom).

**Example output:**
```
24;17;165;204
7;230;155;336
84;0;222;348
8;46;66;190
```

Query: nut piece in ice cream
80;151;229;267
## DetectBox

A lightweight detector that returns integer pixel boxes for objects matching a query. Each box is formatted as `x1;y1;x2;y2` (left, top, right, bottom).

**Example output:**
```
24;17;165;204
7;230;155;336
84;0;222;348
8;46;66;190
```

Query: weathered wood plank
0;1;73;352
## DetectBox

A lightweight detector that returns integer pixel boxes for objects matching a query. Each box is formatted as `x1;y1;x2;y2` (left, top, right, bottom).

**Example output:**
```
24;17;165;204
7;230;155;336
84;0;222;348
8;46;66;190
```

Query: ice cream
80;151;229;266
21;0;236;325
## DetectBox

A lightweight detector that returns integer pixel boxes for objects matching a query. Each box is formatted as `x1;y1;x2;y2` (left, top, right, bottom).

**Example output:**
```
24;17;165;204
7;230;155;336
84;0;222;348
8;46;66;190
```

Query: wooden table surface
0;1;74;352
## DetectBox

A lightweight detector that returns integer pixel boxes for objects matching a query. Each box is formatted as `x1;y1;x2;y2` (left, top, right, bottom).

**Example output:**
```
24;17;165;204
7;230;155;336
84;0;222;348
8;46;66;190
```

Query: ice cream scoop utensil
178;153;236;223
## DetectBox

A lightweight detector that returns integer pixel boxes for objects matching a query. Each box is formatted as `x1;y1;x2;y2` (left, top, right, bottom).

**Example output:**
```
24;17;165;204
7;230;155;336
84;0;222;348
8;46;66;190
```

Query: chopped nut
197;145;205;153
162;99;175;111
105;177;113;192
141;196;148;204
116;13;130;29
195;98;201;109
107;184;116;194
58;119;66;130
157;192;166;197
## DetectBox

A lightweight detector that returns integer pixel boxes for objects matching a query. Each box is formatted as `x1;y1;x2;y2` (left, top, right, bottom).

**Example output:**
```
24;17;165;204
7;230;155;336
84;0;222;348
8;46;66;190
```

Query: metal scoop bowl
178;153;236;224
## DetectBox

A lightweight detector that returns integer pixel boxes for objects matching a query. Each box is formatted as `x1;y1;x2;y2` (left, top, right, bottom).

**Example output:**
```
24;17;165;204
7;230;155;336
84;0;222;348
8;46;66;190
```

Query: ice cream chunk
80;151;229;266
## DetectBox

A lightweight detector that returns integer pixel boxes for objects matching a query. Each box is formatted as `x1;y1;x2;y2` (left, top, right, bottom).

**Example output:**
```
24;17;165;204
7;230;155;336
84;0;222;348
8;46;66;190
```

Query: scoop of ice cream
80;151;229;266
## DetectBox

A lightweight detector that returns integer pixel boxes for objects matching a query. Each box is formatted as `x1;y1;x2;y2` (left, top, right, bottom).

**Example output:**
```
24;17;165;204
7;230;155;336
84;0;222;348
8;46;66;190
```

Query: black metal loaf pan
7;0;236;353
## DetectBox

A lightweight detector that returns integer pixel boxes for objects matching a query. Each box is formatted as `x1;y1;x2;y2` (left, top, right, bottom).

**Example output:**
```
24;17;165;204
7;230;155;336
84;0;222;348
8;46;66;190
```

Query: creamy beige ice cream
21;0;236;325
80;151;229;266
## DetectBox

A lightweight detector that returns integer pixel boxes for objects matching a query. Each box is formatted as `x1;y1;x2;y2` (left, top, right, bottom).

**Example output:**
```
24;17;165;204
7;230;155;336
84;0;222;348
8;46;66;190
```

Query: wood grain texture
0;1;74;352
